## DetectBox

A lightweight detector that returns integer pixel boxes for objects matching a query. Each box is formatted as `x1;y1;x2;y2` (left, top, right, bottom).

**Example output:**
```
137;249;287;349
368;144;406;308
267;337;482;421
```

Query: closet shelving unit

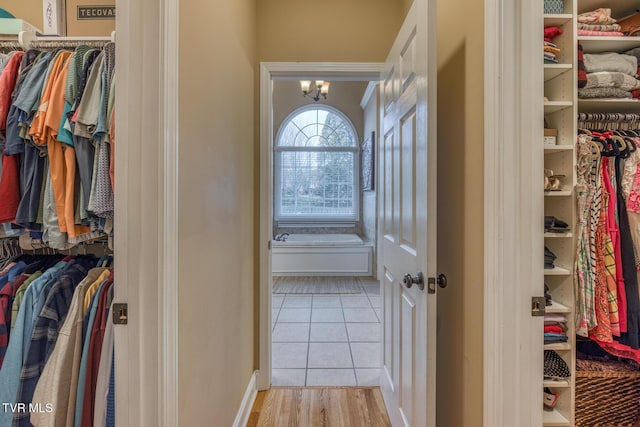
542;0;640;425
543;0;577;424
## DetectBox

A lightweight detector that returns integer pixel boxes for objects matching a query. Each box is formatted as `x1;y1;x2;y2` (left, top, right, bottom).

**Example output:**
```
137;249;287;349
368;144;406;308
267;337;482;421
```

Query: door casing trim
258;62;384;390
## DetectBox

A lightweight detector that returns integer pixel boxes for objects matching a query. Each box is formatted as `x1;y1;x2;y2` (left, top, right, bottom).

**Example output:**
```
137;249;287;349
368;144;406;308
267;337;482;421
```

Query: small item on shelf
544;169;565;191
545;215;569;233
618;11;640;37
543;388;560;411
544;246;557;269
543;27;563;64
544;284;552;306
544;0;564;15
544;350;571;379
544;128;557;146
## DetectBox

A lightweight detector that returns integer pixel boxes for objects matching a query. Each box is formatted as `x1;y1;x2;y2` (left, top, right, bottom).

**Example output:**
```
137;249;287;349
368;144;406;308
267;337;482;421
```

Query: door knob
427;273;448;294
402;272;425;291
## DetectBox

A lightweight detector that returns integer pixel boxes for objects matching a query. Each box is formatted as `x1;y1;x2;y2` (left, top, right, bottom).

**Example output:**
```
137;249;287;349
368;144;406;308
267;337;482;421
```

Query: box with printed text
65;0;114;37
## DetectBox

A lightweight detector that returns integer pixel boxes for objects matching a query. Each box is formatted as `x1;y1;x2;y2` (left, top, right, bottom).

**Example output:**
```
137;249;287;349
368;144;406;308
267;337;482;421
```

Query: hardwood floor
247;387;391;427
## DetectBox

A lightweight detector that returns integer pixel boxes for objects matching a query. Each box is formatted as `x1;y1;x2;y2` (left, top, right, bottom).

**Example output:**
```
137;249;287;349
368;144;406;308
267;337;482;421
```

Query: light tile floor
271;278;381;387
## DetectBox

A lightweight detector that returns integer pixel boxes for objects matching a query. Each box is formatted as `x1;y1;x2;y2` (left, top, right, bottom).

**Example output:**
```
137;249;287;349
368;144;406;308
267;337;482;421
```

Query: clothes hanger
584;138;602;159
610;135;629;158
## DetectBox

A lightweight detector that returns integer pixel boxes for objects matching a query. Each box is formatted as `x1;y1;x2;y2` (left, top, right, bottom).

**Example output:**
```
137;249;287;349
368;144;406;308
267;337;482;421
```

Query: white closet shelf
544;101;573;113
544;145;574;153
544;232;573;238
546;300;571;313
544;14;573;26
544;266;572;276
544;190;573;196
543;379;571;388
577;36;640;53
543;409;571;426
578;98;640;113
544;64;573;82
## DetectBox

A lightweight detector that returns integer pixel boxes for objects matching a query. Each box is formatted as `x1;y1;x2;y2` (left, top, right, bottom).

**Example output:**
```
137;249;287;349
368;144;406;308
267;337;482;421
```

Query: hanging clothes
575;132;640;363
0;42;115;251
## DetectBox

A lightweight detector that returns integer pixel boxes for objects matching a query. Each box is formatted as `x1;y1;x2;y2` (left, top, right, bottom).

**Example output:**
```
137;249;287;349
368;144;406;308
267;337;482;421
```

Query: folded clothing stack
545;216;569;233
577;8;623;36
544;26;563;64
545;313;569;344
624;47;640;99
544;246;557;269
578;51;640;99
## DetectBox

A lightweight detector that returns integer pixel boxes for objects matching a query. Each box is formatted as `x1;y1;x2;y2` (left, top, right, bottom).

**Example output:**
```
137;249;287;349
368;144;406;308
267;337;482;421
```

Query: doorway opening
258;63;384;390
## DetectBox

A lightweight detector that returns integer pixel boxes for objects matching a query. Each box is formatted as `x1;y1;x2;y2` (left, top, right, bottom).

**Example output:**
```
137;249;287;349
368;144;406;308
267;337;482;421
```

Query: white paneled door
379;0;437;426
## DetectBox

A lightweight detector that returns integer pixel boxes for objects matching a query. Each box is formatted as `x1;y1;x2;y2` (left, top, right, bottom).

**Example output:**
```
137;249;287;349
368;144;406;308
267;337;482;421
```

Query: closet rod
17;30;116;50
578;113;640;130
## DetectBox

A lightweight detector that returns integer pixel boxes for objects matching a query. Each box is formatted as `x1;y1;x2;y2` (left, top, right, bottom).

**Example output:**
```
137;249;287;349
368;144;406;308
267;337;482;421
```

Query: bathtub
272;234;373;276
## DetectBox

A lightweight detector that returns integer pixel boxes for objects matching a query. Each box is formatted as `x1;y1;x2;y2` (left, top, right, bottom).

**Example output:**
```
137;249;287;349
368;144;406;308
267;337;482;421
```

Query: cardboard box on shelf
66;0;114;36
544;129;558;147
42;0;114;36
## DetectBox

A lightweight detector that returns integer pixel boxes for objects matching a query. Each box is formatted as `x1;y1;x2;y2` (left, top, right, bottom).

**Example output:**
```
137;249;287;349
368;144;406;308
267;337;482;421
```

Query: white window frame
274;104;360;225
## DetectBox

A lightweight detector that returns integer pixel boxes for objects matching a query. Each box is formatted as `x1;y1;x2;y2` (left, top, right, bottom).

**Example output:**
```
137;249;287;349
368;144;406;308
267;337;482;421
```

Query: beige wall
178;1;256;425
257;0;405;62
273;80;367;141
436;0;485;425
2;0;42;28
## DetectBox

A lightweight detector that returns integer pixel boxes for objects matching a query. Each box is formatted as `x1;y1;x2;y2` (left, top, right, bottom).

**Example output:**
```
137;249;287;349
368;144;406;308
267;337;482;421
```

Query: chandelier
300;80;330;102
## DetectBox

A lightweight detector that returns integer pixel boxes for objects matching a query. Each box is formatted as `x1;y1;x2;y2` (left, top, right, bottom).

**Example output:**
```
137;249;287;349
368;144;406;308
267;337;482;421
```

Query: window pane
279;107;357;147
278;151;355;217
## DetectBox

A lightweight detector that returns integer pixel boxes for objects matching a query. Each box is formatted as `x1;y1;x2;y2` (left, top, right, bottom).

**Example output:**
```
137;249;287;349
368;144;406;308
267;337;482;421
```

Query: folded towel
544;46;561;55
625;47;640;63
545;325;565;334
544;334;569;343
545;321;568;331
585;72;640;91
544;313;567;322
545;58;559;64
578;8;617;25
578;29;624;36
584;52;638;76
578;23;622;32
578;87;632;99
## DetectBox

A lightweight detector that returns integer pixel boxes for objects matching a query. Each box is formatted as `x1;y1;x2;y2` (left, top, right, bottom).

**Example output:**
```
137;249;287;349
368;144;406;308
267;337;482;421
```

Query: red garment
0;52;24;130
632;89;640;99
0;154;21;223
594;337;640;364
603;157;627;333
81;278;113;427
544;325;565;334
544;26;563;39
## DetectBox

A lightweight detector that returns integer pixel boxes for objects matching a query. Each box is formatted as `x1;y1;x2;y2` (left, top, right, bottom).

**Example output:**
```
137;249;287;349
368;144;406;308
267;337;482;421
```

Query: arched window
275;105;359;222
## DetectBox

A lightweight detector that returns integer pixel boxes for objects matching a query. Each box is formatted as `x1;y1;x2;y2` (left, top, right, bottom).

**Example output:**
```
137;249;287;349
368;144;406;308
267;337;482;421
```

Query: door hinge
531;297;546;317
268;240;272;250
113;303;128;325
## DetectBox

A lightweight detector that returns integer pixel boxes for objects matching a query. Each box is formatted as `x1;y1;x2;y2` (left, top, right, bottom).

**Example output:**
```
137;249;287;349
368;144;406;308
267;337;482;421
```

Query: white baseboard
232;371;258;427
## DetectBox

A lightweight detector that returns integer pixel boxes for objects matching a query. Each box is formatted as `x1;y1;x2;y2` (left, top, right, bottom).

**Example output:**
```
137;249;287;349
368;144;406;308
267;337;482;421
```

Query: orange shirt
30;52;72;145
44;53;91;239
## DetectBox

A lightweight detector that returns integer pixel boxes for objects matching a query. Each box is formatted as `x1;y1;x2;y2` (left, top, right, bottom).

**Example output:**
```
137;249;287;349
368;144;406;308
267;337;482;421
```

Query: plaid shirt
13;258;94;427
0;262;28;368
